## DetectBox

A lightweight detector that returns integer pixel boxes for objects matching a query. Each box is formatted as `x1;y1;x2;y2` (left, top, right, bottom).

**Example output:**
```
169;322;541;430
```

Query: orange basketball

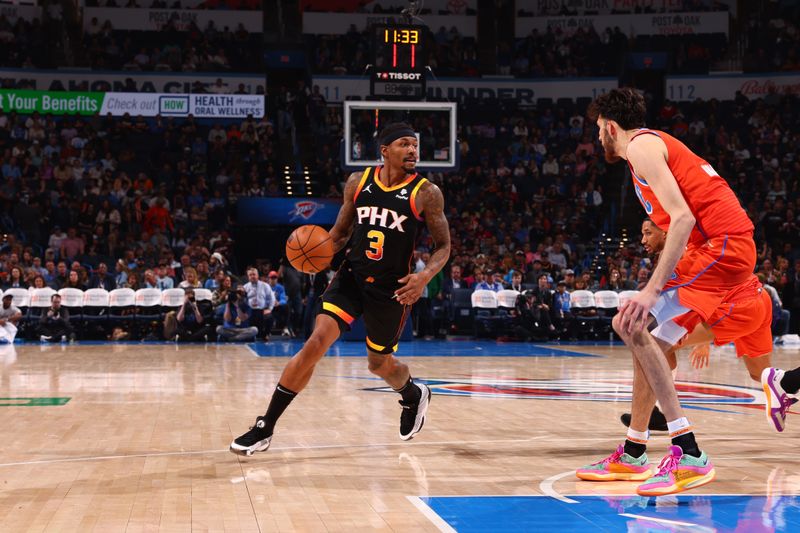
286;225;334;274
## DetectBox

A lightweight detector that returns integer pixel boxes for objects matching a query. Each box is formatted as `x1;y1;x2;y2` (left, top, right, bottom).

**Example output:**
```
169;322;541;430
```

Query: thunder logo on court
364;377;766;407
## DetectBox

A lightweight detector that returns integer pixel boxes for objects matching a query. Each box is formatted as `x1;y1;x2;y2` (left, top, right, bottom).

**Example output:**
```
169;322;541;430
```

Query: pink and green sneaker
576;445;652;481
636;445;715;496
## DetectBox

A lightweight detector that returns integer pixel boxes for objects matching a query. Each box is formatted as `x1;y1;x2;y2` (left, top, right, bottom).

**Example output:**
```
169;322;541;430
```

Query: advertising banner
302;0;475;13
84;7;262;33
302;12;477;37
0;90;104;115
666;73;800;102
0;68;264;94
0;90;265;118
516;11;728;37
313;75;616;103
237;198;342;226
526;0;736;16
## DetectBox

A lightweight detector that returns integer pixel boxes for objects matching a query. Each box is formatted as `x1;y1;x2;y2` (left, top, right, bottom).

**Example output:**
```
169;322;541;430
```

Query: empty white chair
3;288;30;308
135;288;163;308
83;288;110;323
618;290;640;307
83;288;110;307
194;288;213;302
29;287;56;308
496;289;520;309
594;290;620;310
28;287;56;320
109;288;135;307
161;288;186;308
57;288;85;308
108;288;135;321
135;288;163;322
471;289;498;309
569;290;596;310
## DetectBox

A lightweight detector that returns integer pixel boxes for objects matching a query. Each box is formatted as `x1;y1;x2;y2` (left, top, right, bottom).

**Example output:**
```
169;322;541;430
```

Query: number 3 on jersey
366;230;385;261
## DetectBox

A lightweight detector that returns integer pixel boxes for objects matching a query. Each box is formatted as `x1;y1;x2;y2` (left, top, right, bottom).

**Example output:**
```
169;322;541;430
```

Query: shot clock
371;24;427;100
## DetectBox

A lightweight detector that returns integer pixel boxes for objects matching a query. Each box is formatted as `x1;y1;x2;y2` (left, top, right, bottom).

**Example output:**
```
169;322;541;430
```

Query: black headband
380;127;416;146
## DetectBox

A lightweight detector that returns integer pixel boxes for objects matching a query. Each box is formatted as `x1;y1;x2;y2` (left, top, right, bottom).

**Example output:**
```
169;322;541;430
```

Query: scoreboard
371;24;426;100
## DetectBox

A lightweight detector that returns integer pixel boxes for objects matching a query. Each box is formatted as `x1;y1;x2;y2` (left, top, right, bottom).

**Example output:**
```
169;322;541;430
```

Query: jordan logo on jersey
356;206;408;232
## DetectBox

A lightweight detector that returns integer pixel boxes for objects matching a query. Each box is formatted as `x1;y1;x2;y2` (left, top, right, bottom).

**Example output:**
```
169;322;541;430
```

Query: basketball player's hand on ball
689;343;710;370
394;273;427;306
619;289;658;334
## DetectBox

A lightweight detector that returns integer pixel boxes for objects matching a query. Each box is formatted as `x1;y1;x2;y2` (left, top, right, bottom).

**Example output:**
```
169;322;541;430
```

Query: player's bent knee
368;353;395;376
612;314;627;337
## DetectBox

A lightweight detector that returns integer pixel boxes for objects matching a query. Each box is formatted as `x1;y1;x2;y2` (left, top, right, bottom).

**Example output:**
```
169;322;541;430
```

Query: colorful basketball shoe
636;445;715;496
576;445;652;481
762;367;792;433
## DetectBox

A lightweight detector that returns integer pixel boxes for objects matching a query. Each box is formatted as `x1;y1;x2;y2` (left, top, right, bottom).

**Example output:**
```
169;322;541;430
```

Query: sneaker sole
636;468;716;496
400;384;430;441
762;368;786;433
229;436;272;457
576;469;652;482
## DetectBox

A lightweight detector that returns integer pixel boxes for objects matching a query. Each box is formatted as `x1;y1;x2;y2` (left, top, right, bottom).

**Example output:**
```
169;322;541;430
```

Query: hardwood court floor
1;340;799;532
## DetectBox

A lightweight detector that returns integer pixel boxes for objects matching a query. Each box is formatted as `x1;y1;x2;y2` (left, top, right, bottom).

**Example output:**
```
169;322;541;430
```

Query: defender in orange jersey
620;221;774;432
576;88;760;496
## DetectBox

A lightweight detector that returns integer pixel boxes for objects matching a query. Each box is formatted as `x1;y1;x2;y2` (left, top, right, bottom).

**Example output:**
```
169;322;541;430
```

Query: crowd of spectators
741;3;800;72
0;14;57;70
82;18;262;72
313;91;800;339
4;6;799;76
518;0;730;17
0;86;798;343
506;26;727;77
0;103;297;340
84;0;260;9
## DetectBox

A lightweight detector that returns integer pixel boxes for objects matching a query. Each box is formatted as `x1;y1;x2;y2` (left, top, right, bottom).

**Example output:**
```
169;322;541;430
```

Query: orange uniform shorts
673;275;772;358
662;233;756;322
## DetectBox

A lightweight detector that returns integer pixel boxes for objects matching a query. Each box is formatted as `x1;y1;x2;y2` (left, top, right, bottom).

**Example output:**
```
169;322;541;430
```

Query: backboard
342;100;457;171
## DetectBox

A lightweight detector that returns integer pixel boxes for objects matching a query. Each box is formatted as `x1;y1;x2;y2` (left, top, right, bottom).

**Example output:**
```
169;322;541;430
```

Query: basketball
286;225;334;274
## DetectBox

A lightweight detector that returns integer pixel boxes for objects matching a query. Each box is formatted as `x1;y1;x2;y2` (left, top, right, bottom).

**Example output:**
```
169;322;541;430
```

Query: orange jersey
627;129;753;244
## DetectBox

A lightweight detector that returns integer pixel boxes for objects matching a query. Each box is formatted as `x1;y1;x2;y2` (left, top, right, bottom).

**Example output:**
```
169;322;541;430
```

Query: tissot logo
375;72;422;81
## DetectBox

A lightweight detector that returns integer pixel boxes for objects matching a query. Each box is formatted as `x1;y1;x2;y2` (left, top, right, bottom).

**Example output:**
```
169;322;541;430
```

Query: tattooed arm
394;182;451;306
328;172;361;253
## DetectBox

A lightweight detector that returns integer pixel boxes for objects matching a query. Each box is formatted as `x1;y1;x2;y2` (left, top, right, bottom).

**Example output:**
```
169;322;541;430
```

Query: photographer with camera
511;289;557;342
39;293;75;343
216;286;259;342
175;288;214;342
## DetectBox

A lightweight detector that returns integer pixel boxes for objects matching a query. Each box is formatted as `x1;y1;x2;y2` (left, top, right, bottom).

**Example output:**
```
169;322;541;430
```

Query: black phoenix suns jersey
346;166;428;287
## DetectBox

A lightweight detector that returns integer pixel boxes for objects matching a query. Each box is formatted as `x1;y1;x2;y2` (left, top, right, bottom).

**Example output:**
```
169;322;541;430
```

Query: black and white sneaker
620;406;668;431
230;416;273;456
399;382;431;441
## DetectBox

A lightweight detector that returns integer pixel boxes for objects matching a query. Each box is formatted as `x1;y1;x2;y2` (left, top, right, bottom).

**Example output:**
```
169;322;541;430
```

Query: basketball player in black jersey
231;122;451;456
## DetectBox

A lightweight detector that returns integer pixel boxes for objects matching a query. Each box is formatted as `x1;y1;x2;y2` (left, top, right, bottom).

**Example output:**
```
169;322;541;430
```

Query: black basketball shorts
320;263;410;354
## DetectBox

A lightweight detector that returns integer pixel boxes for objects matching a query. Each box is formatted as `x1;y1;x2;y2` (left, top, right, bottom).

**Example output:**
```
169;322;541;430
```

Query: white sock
626;427;649;445
667;417;692;438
